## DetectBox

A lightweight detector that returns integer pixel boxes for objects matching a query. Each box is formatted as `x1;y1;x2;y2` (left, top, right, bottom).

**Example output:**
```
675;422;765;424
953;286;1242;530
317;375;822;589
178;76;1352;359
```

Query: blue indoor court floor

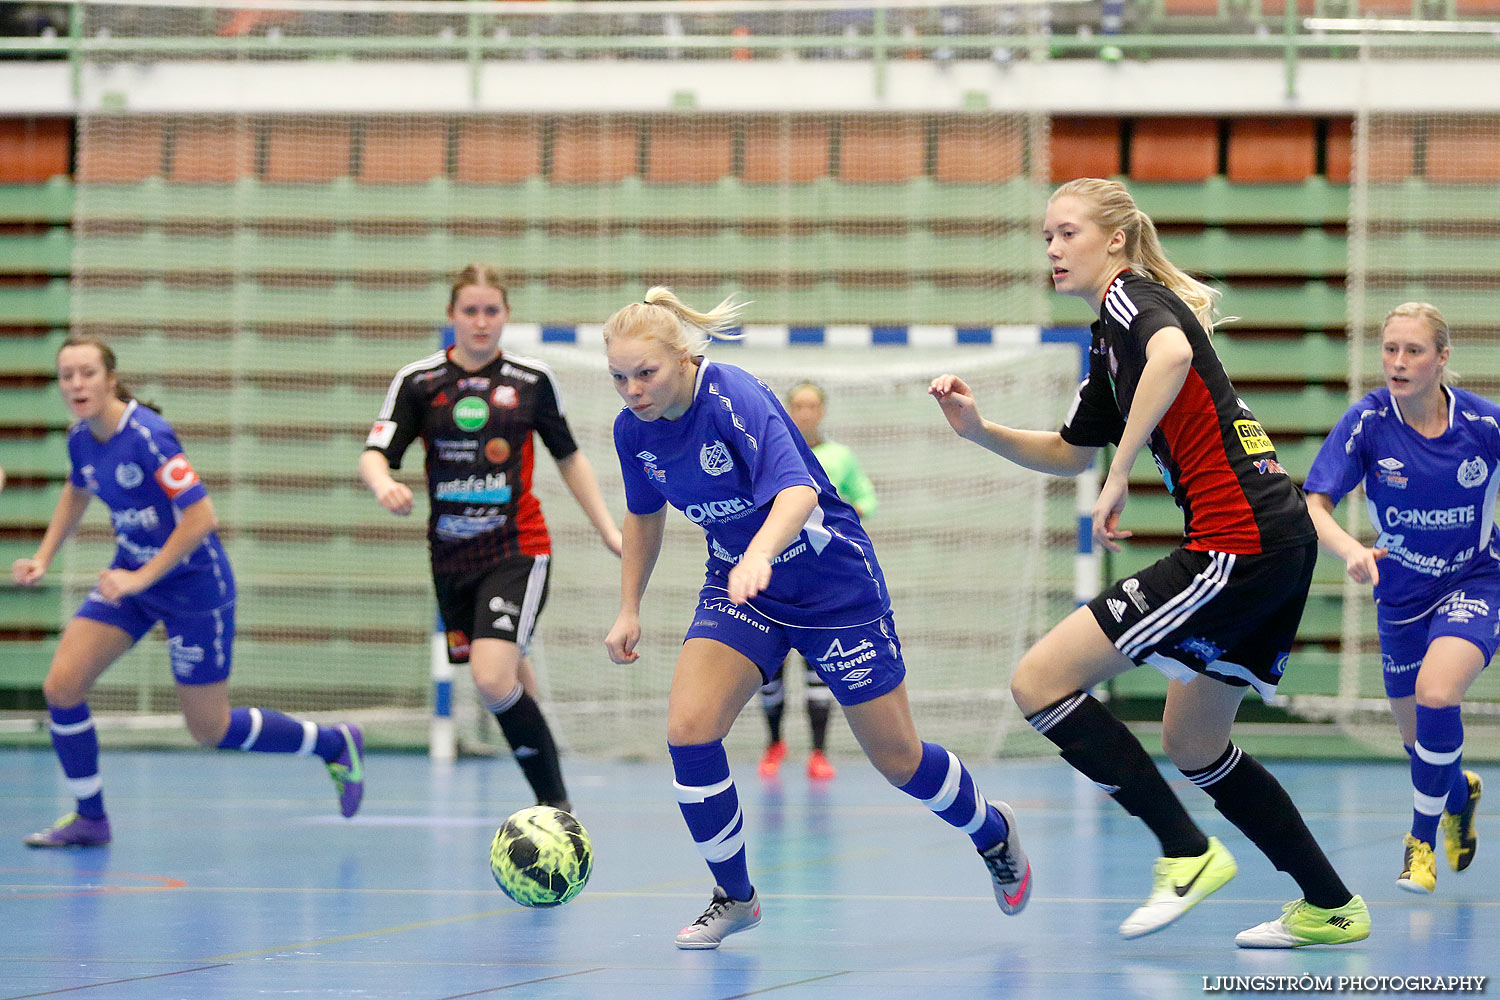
1;748;1493;999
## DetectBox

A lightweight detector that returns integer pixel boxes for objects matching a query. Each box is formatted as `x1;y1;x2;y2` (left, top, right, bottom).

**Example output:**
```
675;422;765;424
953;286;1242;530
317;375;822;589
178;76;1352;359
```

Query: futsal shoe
1440;770;1481;872
327;723;365;818
1397;834;1437;893
674;886;762;949
758;740;787;778
980;801;1032;915
1235;894;1370;948
24;812;111;848
1119;837;1237;939
806;749;836;781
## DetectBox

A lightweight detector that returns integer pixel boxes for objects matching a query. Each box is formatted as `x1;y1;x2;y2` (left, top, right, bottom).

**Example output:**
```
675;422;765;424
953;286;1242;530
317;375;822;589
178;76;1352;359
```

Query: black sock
807;699;831;753
762;676;785;745
1028;691;1208;858
491;689;568;807
1182;744;1352;910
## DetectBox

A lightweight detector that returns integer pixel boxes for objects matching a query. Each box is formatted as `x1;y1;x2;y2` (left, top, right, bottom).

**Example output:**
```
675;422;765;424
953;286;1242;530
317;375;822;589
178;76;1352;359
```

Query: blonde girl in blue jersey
602;287;1029;949
1305;302;1497;894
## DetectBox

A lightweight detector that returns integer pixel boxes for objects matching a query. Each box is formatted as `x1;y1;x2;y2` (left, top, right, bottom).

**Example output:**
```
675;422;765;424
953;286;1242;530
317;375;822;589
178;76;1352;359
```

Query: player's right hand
928;374;982;439
605;613;641;664
1345;546;1387;586
375;480;414;516
11;557;45;586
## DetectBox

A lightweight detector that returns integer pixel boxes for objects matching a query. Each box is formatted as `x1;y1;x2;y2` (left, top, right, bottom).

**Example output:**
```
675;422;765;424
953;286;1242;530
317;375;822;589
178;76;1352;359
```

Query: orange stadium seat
170;119;256;183
934;122;1023;183
455;119;541;184
1129;117;1218;182
741;119;831;184
840;117;925;183
1357;0;1415;12
0;117;70;183
1325;117;1353;183
1050;118;1120;182
1425;117;1500;183
1456;0;1500;13
1227;118;1316;183
360;119;448;184
645;120;733;184
265;120;352;183
1367;120;1415;182
550;120;638;185
1162;0;1222;13
1257;0;1316;12
75;119;164;183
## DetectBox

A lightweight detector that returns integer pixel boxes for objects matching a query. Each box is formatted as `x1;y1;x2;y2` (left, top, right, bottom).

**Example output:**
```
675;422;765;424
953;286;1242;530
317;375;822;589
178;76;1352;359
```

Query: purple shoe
24;813;111;848
326;723;364;818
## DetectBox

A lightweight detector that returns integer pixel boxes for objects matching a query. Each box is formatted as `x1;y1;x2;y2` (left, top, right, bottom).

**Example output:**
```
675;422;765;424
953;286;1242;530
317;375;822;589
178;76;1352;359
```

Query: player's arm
728;484;818;605
359;449;414;517
841;456;877;519
1091;327;1193;552
96;496;219;600
929;373;1096;476
1306;491;1386;586
605;506;667;664
554;450;623;557
12;481;92;585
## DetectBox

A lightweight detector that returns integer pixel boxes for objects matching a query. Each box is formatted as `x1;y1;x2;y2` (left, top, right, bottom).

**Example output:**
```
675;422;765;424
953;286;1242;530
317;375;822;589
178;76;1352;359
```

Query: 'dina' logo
453;396;489;432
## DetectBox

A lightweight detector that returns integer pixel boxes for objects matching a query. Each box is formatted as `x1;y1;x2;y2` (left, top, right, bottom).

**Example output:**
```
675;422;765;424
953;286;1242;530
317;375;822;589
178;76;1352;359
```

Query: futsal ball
489;805;593;907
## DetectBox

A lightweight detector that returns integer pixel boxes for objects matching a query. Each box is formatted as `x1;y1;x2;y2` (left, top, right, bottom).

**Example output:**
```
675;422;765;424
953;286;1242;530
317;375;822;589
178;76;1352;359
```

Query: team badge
491;385;519;409
700;440;734;477
1457;456;1488;489
114;462;144;489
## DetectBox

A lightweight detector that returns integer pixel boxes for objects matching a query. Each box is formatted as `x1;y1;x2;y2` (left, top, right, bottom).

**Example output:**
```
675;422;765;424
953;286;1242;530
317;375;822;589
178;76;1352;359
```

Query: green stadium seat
0;280;70;328
0;230;71;276
0;329;68;375
0;432;69;476
0;179;73;225
0;387;67;429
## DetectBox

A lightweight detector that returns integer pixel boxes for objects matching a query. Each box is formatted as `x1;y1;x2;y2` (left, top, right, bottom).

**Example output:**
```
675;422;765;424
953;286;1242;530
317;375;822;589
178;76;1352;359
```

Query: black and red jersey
364;349;579;576
1059;270;1314;555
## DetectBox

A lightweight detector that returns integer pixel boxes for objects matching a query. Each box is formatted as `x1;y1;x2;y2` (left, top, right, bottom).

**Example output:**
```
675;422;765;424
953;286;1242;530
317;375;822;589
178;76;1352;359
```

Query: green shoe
1440;770;1481;872
1118;836;1237;939
1236;894;1370;948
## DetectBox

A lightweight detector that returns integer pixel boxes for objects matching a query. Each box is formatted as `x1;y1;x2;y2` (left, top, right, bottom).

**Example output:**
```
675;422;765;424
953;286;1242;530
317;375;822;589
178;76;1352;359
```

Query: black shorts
434;554;551;663
1087;541;1316;703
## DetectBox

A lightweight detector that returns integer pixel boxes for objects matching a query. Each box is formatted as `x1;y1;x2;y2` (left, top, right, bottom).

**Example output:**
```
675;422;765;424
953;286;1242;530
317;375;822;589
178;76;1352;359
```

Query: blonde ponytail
1051;178;1228;334
603;286;747;357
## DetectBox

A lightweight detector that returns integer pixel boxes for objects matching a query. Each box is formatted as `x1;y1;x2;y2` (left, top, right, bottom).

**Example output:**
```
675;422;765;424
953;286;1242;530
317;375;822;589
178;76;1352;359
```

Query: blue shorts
76;574;236;686
1377;582;1500;699
683;584;905;707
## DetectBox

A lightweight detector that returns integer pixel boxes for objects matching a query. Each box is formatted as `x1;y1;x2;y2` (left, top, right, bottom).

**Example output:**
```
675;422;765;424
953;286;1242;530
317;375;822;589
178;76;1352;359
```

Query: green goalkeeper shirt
811;439;876;520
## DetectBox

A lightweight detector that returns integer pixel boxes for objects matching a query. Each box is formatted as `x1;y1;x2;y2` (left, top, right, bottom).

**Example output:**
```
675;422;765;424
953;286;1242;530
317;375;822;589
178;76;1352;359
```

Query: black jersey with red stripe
1059;270;1314;555
364;349;579;575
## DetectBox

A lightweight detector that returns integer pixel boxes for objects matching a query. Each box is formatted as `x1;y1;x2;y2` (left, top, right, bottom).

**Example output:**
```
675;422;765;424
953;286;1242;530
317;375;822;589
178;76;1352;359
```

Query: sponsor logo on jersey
1107;598;1128;622
1383;504;1474;531
815;638;878;672
115;462;144;489
1376;466;1408;489
1175;636;1223;663
700;440;734;476
1270;652;1289;678
80;464;99;491
1121;578;1150;612
699;597;772;633
155;454;200;499
446;629;471;660
457;376;490;391
492;614;516;632
1253;458;1288;476
1437;592;1490;624
1458;456;1488;489
434;472;512;504
110;506;160;531
491;385;519;409
489;597;521;615
435;438;479;463
452;396;488;432
435;513;508;540
639;451;666;484
1382;652;1420;676
168;635;205;679
841;667;876;690
683;497;753;524
1233;419;1275;455
500;363;539;384
485;438;511;464
366;420;397;449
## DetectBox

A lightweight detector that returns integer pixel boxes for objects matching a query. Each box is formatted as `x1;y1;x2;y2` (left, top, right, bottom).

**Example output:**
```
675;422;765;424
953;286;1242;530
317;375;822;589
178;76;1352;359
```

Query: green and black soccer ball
489;805;593;907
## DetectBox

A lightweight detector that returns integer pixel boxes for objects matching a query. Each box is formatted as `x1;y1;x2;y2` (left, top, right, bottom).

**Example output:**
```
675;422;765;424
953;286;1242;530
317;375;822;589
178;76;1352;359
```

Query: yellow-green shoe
1440;770;1481;872
1397;833;1437;894
1235;894;1370;948
1118;836;1237;939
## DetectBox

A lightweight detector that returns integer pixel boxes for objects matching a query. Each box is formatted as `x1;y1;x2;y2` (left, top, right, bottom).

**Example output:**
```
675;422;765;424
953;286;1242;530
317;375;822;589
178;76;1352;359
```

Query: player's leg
1407;635;1486;888
668;635;771;949
24;615;135;847
757;669;787;777
803;656;835;779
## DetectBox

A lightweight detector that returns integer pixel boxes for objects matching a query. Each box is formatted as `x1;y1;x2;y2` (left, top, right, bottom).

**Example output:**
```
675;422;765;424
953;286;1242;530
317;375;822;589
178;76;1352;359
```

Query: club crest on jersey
1458;456;1488;489
114;462;144;489
700;440;734;476
491;385;519;409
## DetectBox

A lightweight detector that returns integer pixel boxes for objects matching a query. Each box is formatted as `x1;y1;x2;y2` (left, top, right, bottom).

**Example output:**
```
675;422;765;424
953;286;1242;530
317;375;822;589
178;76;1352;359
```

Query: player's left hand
728;552;772;604
1092;473;1133;553
97;568;148;601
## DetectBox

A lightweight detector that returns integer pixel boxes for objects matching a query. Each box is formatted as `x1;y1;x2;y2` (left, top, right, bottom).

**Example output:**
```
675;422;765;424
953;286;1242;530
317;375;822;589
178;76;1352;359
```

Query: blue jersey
1304;386;1500;614
614;360;887;628
67;400;233;599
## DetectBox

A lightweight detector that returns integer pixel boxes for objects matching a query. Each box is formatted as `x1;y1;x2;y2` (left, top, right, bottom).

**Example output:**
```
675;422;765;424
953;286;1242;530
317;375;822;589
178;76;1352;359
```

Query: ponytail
602;286;747;357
